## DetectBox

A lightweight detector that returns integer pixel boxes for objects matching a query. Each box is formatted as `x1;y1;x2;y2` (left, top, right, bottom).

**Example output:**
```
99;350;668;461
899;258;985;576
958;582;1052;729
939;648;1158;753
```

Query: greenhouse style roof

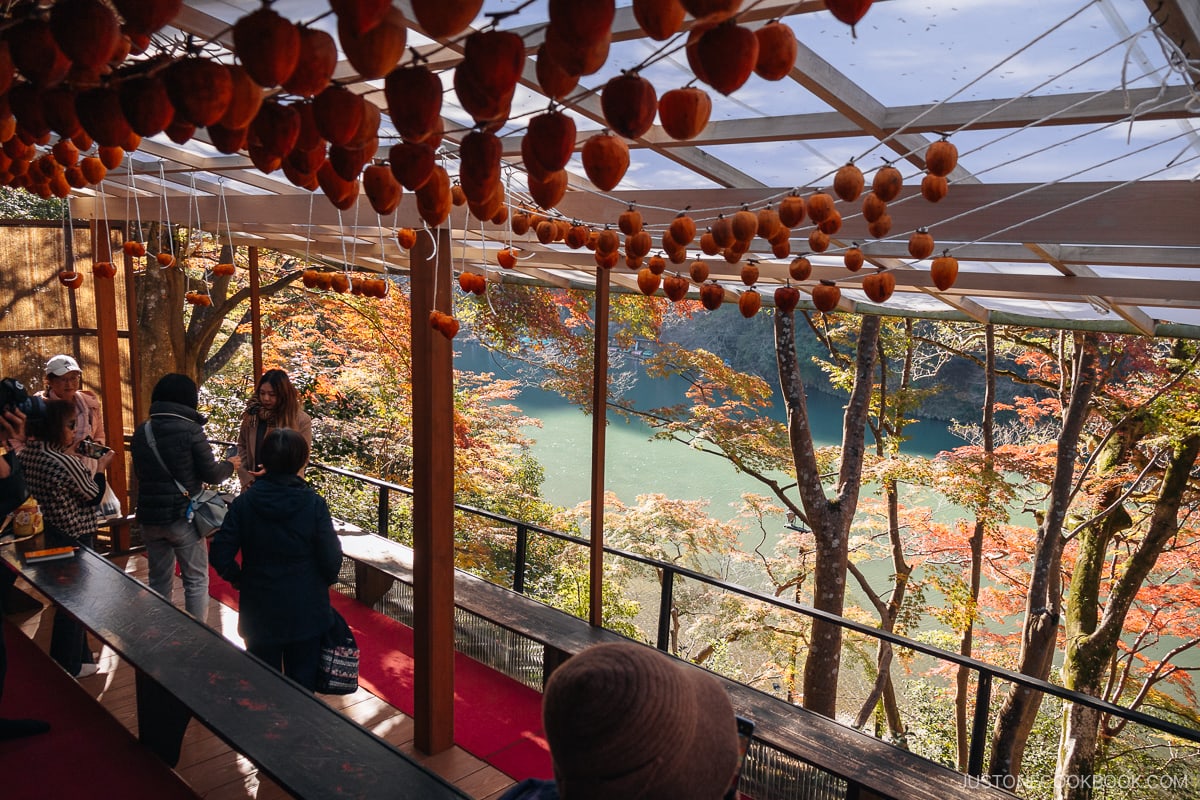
49;0;1200;336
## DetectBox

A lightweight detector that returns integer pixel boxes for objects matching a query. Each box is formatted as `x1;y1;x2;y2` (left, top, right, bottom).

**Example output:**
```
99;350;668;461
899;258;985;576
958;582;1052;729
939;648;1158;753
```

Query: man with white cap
41;354;105;473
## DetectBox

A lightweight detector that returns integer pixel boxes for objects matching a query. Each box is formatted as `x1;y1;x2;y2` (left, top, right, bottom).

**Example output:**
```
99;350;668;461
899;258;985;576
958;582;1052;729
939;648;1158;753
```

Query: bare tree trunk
989;334;1099;780
1056;432;1200;799
775;310;879;718
851;480;911;742
1057;703;1102;800
956;324;995;769
134;221;188;416
134;232;300;411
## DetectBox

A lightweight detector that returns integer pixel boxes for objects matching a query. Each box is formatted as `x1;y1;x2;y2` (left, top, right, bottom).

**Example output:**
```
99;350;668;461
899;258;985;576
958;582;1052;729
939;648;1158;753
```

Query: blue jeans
142;518;209;621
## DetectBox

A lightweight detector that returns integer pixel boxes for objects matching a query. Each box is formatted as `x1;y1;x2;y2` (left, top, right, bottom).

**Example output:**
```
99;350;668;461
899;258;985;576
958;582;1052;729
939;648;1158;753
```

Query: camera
0;377;45;418
77;437;111;459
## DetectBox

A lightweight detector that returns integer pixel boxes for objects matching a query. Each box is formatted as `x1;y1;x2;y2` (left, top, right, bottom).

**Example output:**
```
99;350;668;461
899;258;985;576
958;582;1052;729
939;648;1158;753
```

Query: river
457;340;971;531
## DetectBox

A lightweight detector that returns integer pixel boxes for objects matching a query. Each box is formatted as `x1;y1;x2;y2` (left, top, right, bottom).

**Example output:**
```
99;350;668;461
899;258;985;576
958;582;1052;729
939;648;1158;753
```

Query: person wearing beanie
149;372;200;409
130;373;239;621
501;641;743;800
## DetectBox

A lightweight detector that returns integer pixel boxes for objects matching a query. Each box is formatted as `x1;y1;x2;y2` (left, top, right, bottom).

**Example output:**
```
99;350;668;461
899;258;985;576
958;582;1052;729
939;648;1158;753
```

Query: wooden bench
94;512;137;553
1;528;470;800
336;525;1017;800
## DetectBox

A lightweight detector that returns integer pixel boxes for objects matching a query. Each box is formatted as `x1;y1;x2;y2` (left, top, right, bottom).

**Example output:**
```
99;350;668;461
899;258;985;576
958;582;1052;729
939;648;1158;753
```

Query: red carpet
1;621;200;800
208;570;554;781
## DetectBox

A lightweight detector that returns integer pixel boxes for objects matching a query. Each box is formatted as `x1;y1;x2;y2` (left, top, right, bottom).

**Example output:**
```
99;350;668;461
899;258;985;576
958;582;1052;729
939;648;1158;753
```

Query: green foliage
540;546;644;640
902;678;1061;797
0;187;65;220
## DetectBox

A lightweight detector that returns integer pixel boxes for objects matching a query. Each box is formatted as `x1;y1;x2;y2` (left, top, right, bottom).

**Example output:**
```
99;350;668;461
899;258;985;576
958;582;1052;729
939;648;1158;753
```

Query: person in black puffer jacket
210;428;342;691
131;374;238;621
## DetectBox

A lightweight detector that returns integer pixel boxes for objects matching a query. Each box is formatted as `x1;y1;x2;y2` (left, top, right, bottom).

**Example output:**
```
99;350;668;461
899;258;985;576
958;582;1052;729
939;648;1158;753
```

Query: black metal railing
300;461;1200;746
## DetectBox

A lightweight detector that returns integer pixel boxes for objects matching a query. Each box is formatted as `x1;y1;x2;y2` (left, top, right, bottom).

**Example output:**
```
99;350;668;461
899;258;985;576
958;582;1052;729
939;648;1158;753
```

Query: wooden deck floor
7;552;518;800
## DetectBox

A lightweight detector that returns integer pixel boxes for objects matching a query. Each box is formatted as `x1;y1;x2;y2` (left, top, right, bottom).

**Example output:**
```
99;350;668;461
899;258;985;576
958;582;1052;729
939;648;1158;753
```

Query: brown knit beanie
543;642;740;800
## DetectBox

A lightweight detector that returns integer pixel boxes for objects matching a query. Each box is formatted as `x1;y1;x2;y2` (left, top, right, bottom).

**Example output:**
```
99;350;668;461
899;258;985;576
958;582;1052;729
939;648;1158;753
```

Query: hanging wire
1124;17;1200;144
219;178;234;261
337;208;349;270
373;212;393;293
814;128;1200;284
183;173;198;260
823;69;1187;257
456;194;469;275
96;179;111;253
188;173;212;286
862;0;1105;161
62;195;75;272
348;197;361;272
158;162;175;263
935;130;1200;257
129;154;143;243
303;191;315;270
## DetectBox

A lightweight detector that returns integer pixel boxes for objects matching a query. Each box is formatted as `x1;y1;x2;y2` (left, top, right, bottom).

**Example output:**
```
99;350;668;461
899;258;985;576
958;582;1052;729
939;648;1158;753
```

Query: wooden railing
299;460;1200;777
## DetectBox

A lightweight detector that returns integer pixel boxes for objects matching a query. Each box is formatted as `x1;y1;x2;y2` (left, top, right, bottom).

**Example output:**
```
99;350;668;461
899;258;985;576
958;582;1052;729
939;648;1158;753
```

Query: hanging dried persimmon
908;227;935;260
600;73;659;140
753;20;797;81
233;6;300;88
930;251;960;290
811;280;841;312
925;137;958;177
775;285;801;313
833;161;865;202
633;0;685;40
824;0;874;37
581;132;629;191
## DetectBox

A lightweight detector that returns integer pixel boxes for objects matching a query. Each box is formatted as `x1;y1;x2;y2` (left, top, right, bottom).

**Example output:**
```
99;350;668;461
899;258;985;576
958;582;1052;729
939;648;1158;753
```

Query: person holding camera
17;399;114;678
235;369;312;489
130;374;239;622
40;355;105;475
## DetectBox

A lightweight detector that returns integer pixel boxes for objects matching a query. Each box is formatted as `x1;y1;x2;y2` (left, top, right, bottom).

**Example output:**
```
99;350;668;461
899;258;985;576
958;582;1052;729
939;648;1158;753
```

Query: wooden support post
92;220;129;538
410;228;455;754
249;246;262;381
588;269;611;627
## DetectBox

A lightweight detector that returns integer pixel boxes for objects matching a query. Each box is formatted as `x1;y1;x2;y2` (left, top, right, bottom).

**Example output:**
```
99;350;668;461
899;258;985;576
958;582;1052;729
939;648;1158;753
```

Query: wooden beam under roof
1024;242;1157;335
206;228;1200;314
625;86;1197;150
783;39;943;171
69;180;1200;266
1145;0;1200;61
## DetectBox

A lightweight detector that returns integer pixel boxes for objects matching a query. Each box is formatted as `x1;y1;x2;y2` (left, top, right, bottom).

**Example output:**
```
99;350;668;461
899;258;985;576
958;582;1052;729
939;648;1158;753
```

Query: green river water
459;341;970;523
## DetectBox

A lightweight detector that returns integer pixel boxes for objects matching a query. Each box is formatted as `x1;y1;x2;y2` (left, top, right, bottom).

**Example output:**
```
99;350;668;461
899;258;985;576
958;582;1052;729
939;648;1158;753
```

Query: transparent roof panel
39;0;1197;337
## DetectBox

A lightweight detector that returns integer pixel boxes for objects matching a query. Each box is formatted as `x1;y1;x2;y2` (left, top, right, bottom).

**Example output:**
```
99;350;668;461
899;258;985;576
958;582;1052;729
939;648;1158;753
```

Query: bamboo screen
0;220;135;439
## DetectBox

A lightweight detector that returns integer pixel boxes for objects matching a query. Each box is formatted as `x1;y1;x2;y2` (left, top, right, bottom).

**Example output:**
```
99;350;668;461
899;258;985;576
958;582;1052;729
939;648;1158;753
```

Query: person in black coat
130;374;238;621
210;428;342;691
0;409;50;739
